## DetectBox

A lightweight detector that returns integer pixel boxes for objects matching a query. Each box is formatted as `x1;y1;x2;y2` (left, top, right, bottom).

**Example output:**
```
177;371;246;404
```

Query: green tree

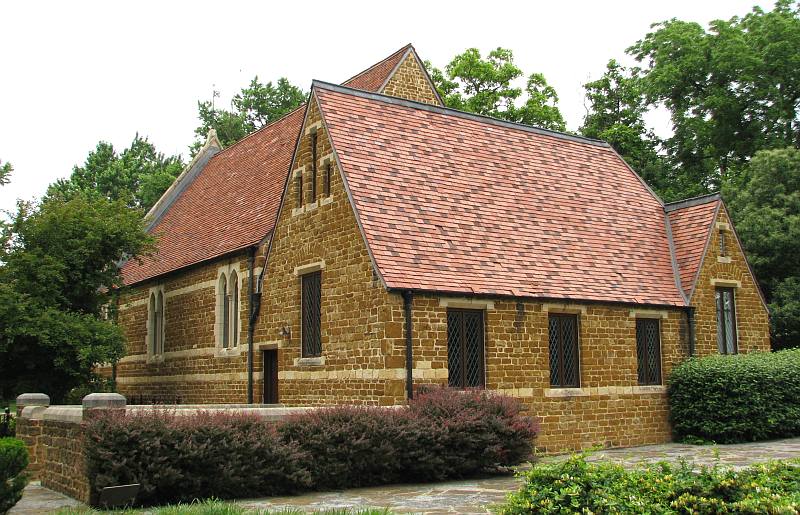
0;194;154;401
725;147;800;349
192;76;306;154
0;159;11;186
579;60;680;199
629;1;800;193
428;48;566;131
47;135;184;213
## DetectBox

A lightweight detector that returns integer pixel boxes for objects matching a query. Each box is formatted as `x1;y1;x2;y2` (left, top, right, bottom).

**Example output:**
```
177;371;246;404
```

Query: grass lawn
56;501;392;515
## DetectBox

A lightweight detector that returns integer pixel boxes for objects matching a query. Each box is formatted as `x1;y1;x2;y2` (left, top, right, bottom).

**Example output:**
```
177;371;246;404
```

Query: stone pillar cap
16;393;50;406
82;393;126;409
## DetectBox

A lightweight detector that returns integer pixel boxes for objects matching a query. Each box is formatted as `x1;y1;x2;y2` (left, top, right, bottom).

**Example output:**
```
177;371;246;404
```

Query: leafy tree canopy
428;48;566;131
192;76;306;155
724;147;800;349
0;193;154;401
0;159;11;186
628;0;800;192
46;134;184;213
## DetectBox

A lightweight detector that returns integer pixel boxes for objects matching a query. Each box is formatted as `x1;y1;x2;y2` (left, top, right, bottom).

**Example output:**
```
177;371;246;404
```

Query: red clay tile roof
122;108;305;285
342;44;411;92
122;46;417;286
315;83;687;306
667;195;721;296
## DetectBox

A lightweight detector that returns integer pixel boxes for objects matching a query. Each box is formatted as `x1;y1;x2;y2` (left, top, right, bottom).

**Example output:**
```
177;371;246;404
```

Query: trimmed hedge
85;388;537;506
668;349;800;443
0;438;28;514
499;454;800;514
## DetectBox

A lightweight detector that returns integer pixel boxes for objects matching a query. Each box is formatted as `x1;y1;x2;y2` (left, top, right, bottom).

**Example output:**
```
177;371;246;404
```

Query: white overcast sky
0;0;773;212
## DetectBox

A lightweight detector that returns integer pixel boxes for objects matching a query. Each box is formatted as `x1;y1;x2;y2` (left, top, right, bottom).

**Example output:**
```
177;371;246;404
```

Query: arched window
230;270;239;346
149;293;157;355
220;273;229;348
156;290;164;354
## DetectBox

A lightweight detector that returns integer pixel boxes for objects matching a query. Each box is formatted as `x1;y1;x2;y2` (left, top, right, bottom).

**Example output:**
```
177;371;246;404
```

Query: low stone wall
15;393;321;505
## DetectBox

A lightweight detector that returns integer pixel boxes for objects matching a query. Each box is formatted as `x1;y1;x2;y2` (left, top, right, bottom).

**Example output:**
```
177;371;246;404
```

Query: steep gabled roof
314;82;686;306
342;44;412;91
122;45;420;286
666;194;722;298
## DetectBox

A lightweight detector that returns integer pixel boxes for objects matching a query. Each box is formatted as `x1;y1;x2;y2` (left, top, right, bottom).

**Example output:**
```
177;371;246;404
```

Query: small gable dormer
343;44;443;107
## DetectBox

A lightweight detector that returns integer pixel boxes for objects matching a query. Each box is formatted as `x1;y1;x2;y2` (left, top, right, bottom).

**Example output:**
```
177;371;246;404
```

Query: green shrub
499;454;800;514
668;349;800;443
85;389;537;506
0;438;29;513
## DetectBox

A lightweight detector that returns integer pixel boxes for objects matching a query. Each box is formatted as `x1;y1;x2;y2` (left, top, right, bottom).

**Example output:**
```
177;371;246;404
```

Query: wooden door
262;350;279;404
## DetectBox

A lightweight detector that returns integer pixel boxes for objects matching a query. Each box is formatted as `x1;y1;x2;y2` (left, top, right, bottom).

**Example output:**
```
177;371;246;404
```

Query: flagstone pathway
11;437;800;514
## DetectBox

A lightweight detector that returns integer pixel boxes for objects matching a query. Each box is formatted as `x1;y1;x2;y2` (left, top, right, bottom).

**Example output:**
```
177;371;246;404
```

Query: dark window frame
301;271;322;358
446;308;486;389
716;287;738;354
548;313;580;388
296;171;303;208
324;161;332;197
635;318;662;385
310;132;318;201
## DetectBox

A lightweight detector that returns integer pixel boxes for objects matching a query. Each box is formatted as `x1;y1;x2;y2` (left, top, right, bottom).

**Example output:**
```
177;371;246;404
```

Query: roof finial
206;128;222;150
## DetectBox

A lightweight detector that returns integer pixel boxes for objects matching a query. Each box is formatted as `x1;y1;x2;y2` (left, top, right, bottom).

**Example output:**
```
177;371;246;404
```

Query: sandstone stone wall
110;253;257;404
391;295;686;452
691;207;770;356
15;416;44;480
39;419;91;503
381;53;441;105
254;97;405;406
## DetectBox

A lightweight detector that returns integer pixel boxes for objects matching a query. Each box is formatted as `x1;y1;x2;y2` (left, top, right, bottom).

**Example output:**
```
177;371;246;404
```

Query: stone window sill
545;388;588;398
320;196;333;206
545;385;666;398
296;356;325;366
146;355;165;365
215;346;244;358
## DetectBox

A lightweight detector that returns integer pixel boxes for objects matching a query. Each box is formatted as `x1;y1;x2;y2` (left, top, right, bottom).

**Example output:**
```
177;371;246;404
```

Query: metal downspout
247;247;258;404
402;290;414;400
686;306;696;357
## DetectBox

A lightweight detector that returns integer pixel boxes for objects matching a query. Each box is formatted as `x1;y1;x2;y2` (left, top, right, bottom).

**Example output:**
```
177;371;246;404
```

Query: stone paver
12;438;800;514
9;482;83;514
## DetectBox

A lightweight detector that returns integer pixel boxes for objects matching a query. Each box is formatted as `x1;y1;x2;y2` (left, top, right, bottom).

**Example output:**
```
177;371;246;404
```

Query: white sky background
0;0;773;212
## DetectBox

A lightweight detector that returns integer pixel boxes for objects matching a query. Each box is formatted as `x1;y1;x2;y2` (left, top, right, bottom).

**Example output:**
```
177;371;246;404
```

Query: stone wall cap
20;405;49;420
16;393;50;406
42;406;83;424
83;393;127;409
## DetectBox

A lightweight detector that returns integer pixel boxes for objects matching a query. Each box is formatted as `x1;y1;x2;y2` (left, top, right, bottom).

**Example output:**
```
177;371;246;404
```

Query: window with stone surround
635;318;662;385
217;268;241;350
301;271;322;357
230;270;239;347
719;229;727;257
310;131;318;202
324;161;332;197
548;313;579;387
716;287;738;354
447;309;485;388
296;170;303;208
147;286;165;358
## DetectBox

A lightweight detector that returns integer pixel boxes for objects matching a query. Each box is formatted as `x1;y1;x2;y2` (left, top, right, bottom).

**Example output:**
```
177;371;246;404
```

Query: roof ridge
199;44;414;161
341;44;413;86
664;192;721;212
312;80;610;148
206;101;308;159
